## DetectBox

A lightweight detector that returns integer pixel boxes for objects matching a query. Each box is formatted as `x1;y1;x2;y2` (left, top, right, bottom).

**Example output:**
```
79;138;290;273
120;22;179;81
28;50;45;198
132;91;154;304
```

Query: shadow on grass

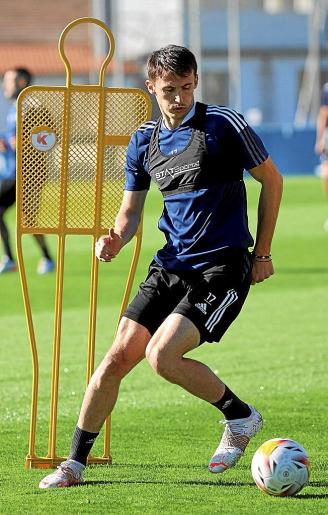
309;481;328;487
83;471;328;496
109;462;206;470
85;479;254;487
296;481;328;499
82;479;328;499
298;493;328;499
86;462;254;487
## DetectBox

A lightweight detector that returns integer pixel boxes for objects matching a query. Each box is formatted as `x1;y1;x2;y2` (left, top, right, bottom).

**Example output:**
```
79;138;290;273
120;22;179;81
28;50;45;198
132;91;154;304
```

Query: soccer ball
251;438;310;496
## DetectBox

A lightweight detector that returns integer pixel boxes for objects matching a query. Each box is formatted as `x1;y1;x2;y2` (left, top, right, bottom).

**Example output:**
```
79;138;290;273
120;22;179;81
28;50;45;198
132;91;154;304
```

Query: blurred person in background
0;67;55;274
315;82;328;229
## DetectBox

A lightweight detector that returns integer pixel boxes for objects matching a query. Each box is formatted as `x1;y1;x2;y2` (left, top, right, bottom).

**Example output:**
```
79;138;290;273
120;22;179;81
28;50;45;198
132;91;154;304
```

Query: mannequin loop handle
59;17;115;87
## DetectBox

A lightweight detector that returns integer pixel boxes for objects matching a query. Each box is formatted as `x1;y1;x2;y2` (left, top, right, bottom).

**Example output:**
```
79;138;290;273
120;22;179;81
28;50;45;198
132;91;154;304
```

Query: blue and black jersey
125;102;268;271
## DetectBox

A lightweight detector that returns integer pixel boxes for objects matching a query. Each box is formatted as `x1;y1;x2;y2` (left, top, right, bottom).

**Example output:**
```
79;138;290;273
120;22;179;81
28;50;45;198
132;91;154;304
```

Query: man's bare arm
95;190;148;262
248;157;283;284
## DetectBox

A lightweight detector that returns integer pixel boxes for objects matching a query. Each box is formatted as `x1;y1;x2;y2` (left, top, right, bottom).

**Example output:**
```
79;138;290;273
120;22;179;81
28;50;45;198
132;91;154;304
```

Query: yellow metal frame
16;17;152;469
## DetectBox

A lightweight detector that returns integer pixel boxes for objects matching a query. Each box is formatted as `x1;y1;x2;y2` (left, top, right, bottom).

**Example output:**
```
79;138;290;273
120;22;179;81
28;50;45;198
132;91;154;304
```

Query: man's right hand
95;228;122;262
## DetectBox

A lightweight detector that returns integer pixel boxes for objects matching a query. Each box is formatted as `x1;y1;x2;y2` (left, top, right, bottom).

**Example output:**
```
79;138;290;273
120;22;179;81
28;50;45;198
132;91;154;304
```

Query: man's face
2;70;23;100
146;70;198;128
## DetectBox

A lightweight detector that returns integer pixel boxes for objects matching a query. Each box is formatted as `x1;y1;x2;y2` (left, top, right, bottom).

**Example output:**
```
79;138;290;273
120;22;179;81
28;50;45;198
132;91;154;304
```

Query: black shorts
0;179;16;209
124;250;252;345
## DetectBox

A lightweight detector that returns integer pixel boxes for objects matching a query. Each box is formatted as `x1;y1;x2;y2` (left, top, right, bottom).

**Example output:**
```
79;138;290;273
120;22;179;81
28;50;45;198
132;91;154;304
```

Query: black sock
211;386;251;420
0;216;14;260
69;426;99;466
41;248;52;261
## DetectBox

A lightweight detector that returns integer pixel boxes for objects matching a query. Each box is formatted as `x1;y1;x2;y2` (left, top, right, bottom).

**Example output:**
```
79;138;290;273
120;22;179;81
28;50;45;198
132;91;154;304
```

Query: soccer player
0;67;55;274
315;82;328;228
39;45;283;488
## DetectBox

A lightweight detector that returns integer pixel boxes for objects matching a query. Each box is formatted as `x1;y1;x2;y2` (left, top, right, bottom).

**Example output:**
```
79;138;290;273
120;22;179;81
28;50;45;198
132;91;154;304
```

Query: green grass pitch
0;176;327;513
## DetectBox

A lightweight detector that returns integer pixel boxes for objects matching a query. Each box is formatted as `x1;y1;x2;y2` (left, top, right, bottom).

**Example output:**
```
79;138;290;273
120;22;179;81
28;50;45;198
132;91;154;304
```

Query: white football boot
0;256;16;274
37;257;55;275
39;459;85;489
209;405;263;473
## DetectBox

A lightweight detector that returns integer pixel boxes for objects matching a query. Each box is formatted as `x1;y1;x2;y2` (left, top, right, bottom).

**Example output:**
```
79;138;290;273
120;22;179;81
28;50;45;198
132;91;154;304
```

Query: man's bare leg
145;313;262;474
39;314;261;488
145;313;225;401
78;317;151;432
39;317;150;488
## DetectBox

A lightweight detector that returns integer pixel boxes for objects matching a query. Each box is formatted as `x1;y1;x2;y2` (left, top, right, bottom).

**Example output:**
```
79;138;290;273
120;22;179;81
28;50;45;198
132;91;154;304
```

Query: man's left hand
251;259;274;285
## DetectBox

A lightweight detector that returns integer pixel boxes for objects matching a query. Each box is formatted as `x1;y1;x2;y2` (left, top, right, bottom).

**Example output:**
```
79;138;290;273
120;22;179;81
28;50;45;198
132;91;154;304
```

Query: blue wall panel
256;127;318;175
202;10;309;50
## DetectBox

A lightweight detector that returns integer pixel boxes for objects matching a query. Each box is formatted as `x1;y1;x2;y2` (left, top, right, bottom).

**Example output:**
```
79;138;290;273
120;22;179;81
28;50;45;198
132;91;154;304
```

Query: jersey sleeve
124;132;151;191
226;111;268;170
239;123;268;170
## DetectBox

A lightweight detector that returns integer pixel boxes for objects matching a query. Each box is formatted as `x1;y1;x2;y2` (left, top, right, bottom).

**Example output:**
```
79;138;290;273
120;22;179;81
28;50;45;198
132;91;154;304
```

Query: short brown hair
14;67;33;87
147;45;197;81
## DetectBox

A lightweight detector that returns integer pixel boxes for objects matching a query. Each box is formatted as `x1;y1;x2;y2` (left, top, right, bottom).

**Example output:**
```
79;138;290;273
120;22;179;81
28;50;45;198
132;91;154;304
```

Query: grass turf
0;176;327;513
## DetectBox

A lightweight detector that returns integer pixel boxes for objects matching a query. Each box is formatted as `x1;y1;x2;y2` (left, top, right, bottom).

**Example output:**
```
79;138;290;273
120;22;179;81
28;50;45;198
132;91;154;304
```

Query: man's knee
90;351;128;390
145;340;178;382
90;318;150;389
